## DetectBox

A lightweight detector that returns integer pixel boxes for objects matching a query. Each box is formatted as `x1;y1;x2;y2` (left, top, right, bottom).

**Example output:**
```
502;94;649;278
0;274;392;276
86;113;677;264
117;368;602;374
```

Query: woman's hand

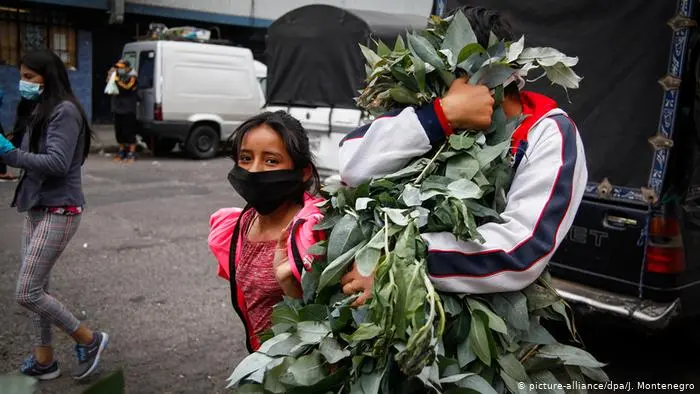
0;133;16;156
273;226;302;298
340;262;375;307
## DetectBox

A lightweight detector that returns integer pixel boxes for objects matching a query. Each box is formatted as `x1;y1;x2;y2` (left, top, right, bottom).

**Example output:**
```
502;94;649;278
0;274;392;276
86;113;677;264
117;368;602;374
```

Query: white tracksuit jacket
338;91;588;294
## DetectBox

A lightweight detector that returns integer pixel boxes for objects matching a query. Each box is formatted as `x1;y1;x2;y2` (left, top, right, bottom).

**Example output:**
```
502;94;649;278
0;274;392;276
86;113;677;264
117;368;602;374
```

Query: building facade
0;0;432;126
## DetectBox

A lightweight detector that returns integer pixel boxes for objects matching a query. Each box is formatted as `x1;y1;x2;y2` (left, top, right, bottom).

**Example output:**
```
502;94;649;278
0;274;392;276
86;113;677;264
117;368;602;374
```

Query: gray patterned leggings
15;210;82;346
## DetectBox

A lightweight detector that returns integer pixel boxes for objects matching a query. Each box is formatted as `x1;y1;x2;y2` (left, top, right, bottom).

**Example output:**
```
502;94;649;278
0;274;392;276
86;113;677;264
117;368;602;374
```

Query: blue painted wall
0;30;92;132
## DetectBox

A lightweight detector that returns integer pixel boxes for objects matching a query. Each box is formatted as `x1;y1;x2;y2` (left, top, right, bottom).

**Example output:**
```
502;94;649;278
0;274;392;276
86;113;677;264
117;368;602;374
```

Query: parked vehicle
263;4;428;173
121;39;266;159
442;0;700;332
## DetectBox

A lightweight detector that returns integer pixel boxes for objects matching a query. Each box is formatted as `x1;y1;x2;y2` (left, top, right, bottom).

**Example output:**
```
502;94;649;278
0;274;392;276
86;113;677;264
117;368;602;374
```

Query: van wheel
146;137;177;157
185;125;220;159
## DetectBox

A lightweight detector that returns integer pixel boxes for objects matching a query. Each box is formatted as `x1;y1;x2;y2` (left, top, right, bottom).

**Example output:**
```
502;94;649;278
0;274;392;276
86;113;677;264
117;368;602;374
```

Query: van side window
138;51;155;89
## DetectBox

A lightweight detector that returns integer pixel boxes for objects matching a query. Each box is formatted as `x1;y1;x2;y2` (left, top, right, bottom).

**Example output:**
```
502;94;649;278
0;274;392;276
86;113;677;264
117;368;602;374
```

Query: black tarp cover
444;1;679;188
265;4;428;109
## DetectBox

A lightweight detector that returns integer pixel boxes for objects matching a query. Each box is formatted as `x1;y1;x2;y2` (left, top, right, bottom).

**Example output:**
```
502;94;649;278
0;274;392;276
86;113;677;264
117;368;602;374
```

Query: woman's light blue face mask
19;79;43;101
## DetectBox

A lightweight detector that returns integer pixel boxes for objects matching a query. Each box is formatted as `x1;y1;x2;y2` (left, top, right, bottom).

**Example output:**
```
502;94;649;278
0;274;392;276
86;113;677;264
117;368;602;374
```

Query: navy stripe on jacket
427;114;577;277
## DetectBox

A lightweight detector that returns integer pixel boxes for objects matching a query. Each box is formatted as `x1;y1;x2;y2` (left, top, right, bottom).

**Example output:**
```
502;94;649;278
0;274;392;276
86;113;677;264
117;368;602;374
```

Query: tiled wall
0;30;92;132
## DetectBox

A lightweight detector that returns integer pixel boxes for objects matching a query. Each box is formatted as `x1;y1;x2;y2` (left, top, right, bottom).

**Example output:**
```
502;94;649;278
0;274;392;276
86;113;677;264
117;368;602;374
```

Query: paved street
0;153;698;393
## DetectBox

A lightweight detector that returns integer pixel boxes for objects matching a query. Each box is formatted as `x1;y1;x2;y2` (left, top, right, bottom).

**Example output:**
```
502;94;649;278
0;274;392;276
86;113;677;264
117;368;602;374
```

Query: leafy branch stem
414;142;447;186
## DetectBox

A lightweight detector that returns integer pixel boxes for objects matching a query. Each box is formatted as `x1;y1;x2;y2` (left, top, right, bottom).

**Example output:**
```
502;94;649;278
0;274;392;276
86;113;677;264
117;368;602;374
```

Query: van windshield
138;50;155;89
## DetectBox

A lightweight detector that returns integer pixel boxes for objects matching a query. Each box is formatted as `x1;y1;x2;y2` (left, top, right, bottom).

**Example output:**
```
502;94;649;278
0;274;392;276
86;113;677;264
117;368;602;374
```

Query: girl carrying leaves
208;111;325;352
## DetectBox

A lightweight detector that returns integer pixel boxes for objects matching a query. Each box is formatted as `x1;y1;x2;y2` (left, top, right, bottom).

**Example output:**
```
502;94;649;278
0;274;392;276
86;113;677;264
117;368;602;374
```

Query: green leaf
457;335;477;368
543;63;582;89
531;370;565;394
448;179;483;200
439;372;475;384
306;240;328;257
299;304;329;321
581;366;610;382
457;51;488;75
441;10;478;59
411;55;426;91
476;140;510;169
376;40;392;57
394;36;406;52
400;184;422;207
408;33;445;70
506;35;525;63
537;344;607;368
452;374;498;394
319;336;351;364
356;244;381;276
280;351;328;387
422;175;452;191
263;357;293;393
552;301;576;337
350;369;383;394
523;283;561;311
327;214;363;263
395;222;417;260
359;44;382;67
466;298;508;334
391;67;420;92
497;353;529;382
469;63;515;89
468;310;491;366
523;356;564;373
457;43;486;64
84;370;126;394
383;157;430;180
318;242;365;292
383;208;409;226
236;383;266;393
349;323;383;341
389;86;419;104
270;304;300;326
448;134;476;151
0;374;37;394
442;295;463;316
227;352;274;387
301;266;320;304
521;317;557;345
488;31;499;47
518;47;579;67
258;332;302;357
499;370;529;394
296;321;331;345
464;200;502;222
355;197;375;211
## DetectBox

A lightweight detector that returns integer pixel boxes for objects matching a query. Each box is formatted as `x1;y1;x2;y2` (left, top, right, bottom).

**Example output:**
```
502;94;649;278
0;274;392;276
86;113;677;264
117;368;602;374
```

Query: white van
121;40;266;159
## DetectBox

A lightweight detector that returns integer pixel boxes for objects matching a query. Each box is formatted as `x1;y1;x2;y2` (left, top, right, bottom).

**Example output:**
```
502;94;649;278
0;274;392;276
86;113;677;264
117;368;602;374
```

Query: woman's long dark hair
21;49;92;162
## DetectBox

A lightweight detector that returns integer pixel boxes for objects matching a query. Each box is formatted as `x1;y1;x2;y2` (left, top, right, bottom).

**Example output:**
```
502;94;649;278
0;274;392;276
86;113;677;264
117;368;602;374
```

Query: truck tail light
646;216;685;273
154;103;163;121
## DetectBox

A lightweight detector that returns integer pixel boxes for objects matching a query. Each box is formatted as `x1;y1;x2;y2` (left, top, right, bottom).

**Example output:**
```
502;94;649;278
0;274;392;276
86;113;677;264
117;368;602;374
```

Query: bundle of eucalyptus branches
227;11;606;393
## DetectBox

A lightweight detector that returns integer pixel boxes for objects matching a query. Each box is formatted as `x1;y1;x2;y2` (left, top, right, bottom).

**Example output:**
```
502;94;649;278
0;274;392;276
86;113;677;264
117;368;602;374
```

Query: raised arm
338;80;495;186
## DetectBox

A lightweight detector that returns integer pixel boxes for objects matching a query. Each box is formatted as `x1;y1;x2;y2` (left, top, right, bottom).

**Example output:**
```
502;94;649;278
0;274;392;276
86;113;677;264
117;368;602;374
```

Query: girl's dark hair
21;49;93;162
452;5;520;97
228;110;321;195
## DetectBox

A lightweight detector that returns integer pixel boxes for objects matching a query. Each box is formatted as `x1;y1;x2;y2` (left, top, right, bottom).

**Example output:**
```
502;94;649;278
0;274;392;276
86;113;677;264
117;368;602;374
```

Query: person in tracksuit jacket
339;6;588;303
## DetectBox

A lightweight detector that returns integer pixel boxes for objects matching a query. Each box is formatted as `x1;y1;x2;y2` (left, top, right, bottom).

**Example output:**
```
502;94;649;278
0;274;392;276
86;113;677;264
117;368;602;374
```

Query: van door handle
603;213;639;230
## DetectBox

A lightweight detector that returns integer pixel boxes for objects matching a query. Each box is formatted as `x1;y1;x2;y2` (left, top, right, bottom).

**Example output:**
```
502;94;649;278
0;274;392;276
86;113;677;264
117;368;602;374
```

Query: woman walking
0;49;108;381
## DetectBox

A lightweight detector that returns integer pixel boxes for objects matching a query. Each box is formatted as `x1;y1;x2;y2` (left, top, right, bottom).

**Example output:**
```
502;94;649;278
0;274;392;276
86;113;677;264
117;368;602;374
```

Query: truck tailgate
549;198;648;297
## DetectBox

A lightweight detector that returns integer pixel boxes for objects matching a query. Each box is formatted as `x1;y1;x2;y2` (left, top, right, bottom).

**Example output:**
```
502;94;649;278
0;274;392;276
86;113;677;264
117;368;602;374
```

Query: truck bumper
551;277;681;330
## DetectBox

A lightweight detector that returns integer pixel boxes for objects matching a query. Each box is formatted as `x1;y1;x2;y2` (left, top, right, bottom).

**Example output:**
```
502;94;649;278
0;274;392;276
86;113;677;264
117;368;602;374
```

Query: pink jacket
207;193;326;351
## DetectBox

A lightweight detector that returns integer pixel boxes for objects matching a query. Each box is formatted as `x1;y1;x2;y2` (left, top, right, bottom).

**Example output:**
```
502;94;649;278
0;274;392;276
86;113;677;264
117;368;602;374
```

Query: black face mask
227;166;305;215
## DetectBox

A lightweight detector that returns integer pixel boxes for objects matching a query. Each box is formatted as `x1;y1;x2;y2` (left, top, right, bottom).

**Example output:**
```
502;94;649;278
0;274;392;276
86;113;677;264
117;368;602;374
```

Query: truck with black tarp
440;0;700;330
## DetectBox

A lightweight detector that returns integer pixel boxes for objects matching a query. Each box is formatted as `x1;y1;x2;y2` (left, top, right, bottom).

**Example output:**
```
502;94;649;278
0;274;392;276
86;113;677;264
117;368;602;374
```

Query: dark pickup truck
444;0;700;331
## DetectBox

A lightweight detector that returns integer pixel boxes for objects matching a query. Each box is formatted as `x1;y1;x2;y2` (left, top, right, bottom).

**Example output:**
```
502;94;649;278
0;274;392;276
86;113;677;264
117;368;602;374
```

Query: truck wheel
146;137;177;157
185;125;220;159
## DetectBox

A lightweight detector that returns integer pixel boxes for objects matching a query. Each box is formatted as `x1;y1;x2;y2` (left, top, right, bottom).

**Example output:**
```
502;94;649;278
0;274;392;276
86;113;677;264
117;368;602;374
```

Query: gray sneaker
73;332;109;380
